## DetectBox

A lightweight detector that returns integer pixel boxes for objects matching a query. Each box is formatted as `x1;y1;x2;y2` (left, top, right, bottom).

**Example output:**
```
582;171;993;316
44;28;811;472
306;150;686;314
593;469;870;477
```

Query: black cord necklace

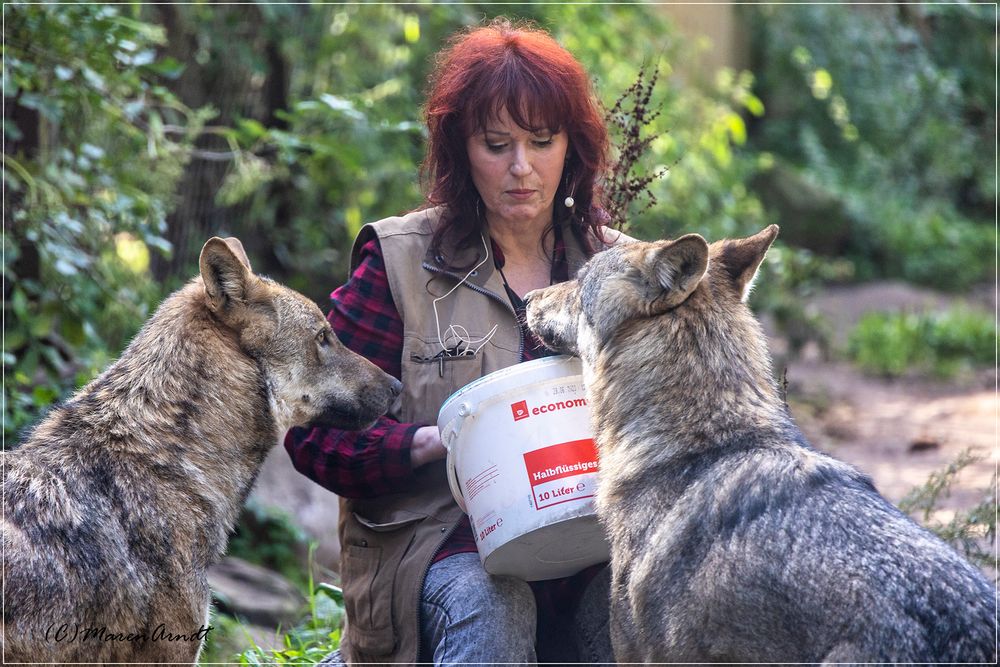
494;240;557;311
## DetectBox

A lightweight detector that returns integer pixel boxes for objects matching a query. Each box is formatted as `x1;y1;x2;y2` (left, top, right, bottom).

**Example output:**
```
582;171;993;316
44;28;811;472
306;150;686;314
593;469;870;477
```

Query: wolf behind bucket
524;226;996;663
2;237;401;664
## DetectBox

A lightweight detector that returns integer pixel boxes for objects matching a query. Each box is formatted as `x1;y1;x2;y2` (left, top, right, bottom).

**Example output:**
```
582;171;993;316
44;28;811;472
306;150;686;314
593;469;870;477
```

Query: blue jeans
320;553;613;666
419;553;613;666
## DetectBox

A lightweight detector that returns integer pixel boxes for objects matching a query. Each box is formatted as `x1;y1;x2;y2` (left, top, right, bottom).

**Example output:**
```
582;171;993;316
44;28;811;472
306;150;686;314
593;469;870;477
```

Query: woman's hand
411;425;447;468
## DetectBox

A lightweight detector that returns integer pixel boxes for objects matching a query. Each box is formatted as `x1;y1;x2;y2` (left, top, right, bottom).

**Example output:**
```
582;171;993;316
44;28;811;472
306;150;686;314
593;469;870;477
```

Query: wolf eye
316;329;331;348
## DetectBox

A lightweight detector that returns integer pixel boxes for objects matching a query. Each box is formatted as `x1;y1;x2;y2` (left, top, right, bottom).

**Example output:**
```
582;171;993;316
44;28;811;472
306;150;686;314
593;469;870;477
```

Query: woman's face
466;106;569;232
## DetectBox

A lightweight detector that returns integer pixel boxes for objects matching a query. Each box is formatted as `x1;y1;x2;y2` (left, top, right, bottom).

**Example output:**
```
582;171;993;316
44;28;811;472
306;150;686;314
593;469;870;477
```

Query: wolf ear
639;234;709;310
200;237;255;314
221;237;252;271
719;224;779;302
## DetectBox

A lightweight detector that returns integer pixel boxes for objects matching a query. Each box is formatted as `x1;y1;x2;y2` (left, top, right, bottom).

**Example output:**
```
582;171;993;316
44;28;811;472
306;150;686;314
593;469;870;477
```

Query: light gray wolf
2;237;401;664
525;225;996;663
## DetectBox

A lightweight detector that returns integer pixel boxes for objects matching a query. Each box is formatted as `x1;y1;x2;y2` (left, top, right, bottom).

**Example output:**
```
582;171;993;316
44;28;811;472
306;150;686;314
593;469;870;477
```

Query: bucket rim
438;354;580;415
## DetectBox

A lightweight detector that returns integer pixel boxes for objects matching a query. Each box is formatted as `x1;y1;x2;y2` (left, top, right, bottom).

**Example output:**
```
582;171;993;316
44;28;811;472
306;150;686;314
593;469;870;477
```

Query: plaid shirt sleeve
283;237;422;500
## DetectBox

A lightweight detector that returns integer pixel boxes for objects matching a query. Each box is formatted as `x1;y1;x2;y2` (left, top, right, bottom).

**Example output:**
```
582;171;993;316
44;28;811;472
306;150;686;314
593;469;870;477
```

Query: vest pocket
342;544;394;655
402;338;485;419
341;513;423;658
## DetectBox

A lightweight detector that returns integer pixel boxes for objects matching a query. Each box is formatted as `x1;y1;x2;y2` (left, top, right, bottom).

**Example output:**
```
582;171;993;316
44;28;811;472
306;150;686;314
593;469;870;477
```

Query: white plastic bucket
438;355;609;581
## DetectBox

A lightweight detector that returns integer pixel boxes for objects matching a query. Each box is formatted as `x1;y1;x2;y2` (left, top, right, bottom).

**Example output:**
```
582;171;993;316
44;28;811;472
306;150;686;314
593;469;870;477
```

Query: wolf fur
2;237;401;664
525;225;996;663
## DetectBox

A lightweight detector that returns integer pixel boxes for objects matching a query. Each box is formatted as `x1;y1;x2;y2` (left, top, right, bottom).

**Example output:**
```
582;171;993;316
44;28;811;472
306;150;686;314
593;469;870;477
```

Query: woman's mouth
507;189;535;200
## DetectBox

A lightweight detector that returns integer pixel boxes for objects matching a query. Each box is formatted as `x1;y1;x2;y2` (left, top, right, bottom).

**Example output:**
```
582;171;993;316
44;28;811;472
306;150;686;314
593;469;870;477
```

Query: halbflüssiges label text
45;622;213;644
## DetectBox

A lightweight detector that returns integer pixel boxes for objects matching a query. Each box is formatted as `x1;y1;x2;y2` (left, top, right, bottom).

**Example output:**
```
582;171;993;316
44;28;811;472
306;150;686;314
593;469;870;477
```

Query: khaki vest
338;207;629;664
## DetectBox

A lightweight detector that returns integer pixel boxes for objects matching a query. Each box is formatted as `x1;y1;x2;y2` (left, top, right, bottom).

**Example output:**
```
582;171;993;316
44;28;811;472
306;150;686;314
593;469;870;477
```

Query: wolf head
199;237;401;433
525;225;780;393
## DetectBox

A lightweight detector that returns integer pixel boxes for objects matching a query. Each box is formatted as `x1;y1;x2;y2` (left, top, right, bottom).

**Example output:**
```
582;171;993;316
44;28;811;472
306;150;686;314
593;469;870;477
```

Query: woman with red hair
287;18;630;665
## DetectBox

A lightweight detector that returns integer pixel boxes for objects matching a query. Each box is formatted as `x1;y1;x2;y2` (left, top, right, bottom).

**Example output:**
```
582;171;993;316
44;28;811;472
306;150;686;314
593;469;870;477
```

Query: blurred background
4;3;996;662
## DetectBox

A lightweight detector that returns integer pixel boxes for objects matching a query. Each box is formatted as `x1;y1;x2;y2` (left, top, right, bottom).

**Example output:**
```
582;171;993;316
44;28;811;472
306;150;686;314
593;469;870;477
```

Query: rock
208;556;305;628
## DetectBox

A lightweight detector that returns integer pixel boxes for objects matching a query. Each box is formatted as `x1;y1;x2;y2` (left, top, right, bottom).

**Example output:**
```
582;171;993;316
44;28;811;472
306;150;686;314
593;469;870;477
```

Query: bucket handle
446;445;468;514
441;410;470;514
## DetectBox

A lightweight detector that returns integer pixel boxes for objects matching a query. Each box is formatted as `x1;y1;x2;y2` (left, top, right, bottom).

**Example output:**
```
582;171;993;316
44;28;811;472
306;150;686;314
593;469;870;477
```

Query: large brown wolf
2;238;400;664
525;226;996;663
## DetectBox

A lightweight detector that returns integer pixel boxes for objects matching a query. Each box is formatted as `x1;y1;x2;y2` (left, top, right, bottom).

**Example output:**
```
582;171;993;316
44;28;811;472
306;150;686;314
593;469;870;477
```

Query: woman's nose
509;145;531;177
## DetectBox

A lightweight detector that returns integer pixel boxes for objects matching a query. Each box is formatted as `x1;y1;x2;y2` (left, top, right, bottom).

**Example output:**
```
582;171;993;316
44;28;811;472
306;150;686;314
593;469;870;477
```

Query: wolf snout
358;370;400;409
523;289;541;306
353;370;400;424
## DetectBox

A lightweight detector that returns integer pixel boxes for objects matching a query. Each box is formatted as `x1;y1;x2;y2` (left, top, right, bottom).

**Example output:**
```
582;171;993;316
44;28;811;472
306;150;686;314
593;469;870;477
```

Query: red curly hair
421;18;611;261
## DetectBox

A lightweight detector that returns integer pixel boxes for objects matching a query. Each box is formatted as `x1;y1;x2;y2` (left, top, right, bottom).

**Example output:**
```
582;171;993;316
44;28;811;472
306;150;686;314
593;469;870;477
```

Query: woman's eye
533;138;553;148
486;142;507;152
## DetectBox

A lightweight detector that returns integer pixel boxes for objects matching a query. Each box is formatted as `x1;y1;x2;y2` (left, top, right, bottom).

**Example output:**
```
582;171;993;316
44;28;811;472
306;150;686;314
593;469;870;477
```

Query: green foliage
898;450;997;573
233;583;343;664
847;307;996;378
850;203;995;292
206;4;771;302
543;4;769;243
202;550;346;665
748;4;995;290
197;609;259;665
209;4;442;297
226;500;311;590
630;66;769;243
4;3;204;440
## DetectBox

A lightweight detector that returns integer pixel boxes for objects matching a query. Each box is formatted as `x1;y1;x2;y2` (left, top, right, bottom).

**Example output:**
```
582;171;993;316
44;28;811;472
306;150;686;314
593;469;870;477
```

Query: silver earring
564;195;575;208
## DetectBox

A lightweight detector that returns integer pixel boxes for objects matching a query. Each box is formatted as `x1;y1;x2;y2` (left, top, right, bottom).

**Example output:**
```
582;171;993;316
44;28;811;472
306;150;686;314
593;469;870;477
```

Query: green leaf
81;143;105;160
743;94;764;117
143;56;185;79
237;118;268;140
32;385;59;407
318;94;365;121
60;318;87;347
29;313;54;338
18;92;62;121
403;14;420;43
315;582;344;604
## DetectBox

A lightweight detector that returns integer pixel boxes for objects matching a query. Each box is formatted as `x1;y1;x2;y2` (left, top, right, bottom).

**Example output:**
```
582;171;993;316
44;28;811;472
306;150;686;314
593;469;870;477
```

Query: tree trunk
151;4;290;282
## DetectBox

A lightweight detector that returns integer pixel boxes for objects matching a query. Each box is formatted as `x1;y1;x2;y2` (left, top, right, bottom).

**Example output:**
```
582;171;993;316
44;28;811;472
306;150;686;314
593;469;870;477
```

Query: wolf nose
389;377;403;397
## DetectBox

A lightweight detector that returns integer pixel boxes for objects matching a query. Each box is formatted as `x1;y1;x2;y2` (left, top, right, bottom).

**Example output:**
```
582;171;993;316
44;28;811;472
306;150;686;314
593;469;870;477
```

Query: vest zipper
413;517;463;663
421;261;526;359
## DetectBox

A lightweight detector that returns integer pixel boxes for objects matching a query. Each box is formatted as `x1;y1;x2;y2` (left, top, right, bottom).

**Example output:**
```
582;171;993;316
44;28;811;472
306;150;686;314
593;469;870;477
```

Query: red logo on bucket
511;400;529;421
510;397;587;422
523;439;599;510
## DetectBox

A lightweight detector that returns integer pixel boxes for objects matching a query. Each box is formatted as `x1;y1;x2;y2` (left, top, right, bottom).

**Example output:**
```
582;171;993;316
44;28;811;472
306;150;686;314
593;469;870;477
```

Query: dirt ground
764;281;996;523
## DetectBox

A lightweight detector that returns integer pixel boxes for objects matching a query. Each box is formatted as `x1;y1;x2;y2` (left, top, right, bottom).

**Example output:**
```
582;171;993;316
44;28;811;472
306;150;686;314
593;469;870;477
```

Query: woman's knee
420;554;537;663
422;554;536;629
